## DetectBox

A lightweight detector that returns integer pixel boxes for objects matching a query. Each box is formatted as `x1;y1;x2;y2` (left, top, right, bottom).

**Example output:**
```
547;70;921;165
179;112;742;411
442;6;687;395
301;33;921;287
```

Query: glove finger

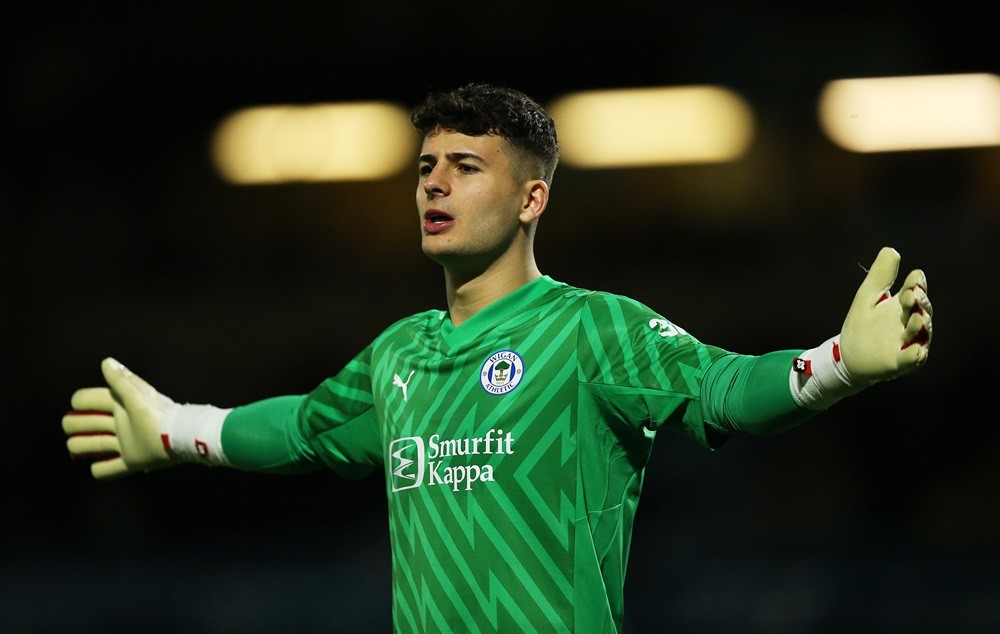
897;333;930;374
101;357;156;412
897;286;930;325
920;293;933;320
92;458;130;480
901;268;928;293
901;310;932;350
855;247;900;307
70;387;115;412
67;433;122;458
914;286;933;319
899;285;932;315
62;411;116;435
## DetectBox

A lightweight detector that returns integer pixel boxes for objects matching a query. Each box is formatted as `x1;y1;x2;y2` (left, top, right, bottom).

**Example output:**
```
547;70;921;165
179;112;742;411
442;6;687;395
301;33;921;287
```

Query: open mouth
424;210;453;224
423;210;455;233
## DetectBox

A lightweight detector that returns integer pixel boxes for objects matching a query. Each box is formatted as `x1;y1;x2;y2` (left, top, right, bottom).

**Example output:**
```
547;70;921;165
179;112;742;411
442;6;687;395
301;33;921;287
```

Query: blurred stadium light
212;102;417;184
818;73;1000;152
547;85;756;168
209;74;1000;184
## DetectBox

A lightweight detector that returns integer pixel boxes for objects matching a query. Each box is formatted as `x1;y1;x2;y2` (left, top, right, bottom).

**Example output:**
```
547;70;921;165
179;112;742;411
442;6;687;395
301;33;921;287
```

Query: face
416;128;533;270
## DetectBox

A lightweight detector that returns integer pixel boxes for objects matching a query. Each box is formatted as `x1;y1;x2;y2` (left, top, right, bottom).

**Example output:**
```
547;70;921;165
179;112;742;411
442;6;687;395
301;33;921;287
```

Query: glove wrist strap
161;404;232;466
789;335;871;410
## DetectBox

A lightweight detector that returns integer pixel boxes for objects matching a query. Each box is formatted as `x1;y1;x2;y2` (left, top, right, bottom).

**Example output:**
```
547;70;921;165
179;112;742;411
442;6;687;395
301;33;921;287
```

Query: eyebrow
417;151;487;165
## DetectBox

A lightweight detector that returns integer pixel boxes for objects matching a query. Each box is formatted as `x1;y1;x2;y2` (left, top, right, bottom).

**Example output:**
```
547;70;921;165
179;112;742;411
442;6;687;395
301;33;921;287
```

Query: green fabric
701;350;820;435
217;276;819;633
223;396;317;473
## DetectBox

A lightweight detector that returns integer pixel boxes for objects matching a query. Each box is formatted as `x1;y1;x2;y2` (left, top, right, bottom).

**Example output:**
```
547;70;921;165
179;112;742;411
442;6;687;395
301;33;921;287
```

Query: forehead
419;129;508;163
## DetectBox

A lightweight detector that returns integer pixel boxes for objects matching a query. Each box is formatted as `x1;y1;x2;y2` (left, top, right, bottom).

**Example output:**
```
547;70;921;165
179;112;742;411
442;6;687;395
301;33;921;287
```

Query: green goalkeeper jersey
224;275;812;633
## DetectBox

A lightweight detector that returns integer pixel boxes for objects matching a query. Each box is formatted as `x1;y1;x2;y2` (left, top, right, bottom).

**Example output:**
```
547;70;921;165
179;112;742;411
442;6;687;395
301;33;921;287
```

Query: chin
421;243;449;262
422;244;470;269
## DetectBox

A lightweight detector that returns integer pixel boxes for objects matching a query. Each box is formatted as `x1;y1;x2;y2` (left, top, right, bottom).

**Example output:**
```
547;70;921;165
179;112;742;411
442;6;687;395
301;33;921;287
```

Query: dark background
5;2;999;632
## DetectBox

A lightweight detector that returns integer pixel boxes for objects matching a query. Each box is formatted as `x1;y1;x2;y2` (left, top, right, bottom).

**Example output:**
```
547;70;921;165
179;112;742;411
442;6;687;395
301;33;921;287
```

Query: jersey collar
438;275;560;349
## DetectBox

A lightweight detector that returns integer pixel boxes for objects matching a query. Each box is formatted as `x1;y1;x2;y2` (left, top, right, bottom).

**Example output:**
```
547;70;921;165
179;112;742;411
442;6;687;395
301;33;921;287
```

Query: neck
443;253;542;327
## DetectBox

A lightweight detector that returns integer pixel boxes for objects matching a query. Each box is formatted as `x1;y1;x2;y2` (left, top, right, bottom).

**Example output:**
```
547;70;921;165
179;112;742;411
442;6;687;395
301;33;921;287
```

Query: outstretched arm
63;354;381;480
703;246;932;436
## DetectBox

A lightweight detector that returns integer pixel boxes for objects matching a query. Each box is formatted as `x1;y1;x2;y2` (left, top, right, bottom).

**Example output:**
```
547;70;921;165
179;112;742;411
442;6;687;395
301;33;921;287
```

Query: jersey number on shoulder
648;318;688;338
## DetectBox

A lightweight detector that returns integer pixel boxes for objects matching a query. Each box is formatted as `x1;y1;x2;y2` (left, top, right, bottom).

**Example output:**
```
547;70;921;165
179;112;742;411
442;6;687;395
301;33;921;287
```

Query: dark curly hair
410;83;559;186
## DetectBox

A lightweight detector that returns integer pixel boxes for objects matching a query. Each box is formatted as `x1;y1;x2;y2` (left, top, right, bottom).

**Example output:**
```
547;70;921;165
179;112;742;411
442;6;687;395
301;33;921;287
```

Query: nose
422;164;449;197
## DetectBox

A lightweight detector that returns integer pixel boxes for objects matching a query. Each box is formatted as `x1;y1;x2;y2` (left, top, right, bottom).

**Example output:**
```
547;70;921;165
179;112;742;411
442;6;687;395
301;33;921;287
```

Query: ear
519;180;548;224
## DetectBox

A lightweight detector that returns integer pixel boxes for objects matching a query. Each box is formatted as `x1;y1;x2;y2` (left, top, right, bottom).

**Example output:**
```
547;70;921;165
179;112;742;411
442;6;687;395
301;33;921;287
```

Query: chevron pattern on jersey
304;277;730;632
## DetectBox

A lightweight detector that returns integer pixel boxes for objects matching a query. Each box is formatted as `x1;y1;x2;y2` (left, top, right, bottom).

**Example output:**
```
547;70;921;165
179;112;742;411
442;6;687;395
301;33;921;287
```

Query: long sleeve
700;349;821;435
221;395;323;474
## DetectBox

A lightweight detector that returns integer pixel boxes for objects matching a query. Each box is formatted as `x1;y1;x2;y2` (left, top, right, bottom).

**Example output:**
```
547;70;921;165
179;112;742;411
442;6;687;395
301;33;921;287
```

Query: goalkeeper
62;83;933;634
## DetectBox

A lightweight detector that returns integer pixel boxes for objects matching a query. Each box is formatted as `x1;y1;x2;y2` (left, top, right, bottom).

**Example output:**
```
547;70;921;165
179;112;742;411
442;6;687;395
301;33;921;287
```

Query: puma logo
392;370;415;401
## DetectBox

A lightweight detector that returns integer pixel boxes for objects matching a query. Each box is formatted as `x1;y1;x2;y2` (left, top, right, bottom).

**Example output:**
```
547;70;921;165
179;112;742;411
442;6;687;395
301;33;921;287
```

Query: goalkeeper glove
63;358;230;480
840;246;932;380
790;246;932;409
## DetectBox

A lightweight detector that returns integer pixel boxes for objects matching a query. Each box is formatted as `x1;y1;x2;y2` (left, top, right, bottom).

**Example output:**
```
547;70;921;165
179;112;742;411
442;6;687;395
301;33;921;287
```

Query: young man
63;83;933;633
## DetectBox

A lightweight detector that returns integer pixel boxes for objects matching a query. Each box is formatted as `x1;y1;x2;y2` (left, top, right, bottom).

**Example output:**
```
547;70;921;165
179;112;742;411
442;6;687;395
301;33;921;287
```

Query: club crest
479;350;525;395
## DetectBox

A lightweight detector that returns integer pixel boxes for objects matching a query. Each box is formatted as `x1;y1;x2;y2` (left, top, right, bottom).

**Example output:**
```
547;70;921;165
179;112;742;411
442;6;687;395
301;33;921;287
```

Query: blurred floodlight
818;73;1000;152
547;86;755;168
212;102;415;184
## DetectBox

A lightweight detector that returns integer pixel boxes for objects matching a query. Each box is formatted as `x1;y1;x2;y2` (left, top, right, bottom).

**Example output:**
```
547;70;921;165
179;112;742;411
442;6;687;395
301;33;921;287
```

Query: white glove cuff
789;335;870;410
161;404;232;466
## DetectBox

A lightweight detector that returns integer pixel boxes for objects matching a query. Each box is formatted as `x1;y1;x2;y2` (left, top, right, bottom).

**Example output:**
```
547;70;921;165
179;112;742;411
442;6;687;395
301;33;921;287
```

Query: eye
457;163;479;174
418;163;433;177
